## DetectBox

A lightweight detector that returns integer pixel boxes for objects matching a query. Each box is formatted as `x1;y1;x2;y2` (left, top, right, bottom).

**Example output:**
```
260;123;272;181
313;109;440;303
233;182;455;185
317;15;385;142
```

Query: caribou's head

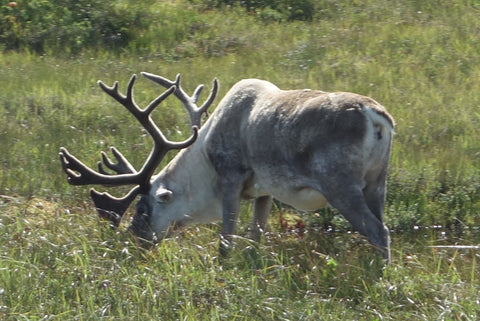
59;72;218;245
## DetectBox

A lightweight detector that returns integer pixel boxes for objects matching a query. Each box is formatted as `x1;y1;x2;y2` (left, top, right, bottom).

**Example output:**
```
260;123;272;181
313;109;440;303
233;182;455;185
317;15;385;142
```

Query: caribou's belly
273;187;328;211
244;170;329;211
249;181;328;211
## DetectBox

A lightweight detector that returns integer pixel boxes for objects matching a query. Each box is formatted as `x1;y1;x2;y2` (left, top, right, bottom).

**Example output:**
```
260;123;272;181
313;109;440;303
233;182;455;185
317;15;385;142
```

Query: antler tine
59;147;114;186
90;186;140;228
198;78;219;116
143;84;176;116
98;147;137;176
98;74;140;116
191;84;204;104
141;72;218;127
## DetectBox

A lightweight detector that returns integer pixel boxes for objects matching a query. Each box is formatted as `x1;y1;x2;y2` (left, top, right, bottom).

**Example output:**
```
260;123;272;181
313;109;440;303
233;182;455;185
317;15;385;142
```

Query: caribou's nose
128;211;149;235
127;195;155;247
128;213;156;248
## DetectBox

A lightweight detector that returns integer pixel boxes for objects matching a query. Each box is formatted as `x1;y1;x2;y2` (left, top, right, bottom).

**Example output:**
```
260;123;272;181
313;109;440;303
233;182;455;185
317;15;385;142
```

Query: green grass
1;198;479;320
1;0;480;319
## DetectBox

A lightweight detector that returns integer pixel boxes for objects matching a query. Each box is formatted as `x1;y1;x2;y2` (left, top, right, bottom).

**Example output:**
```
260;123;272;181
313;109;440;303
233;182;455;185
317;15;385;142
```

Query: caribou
59;72;395;261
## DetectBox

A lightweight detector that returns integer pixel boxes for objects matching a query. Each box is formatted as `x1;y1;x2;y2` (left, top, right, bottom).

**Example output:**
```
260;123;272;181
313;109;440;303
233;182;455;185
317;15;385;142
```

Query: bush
193;0;316;21
0;0;315;54
0;0;154;54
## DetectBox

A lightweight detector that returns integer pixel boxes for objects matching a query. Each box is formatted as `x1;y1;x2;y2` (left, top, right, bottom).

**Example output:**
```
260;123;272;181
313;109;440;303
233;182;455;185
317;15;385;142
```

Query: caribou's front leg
249;195;273;242
219;185;242;257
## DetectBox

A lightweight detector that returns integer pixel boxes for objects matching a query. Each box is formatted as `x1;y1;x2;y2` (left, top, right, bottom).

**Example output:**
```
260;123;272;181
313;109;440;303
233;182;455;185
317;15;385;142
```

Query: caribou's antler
59;73;217;226
90;187;140;228
142;72;218;127
98;147;137;176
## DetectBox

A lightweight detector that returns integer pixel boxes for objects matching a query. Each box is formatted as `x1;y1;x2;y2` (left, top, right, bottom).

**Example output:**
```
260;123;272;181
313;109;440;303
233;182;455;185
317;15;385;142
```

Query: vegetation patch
1;0;480;319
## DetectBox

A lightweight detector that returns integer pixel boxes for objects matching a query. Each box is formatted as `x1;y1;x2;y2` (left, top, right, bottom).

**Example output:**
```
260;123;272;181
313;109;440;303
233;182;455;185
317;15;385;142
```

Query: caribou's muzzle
127;195;157;247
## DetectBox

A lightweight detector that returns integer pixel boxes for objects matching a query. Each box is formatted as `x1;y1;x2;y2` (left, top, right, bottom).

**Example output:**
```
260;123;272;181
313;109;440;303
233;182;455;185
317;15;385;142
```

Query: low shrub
0;0;155;54
190;0;316;21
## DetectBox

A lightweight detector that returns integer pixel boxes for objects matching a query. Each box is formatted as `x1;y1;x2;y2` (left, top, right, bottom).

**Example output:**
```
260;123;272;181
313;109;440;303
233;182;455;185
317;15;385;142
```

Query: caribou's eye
155;189;173;204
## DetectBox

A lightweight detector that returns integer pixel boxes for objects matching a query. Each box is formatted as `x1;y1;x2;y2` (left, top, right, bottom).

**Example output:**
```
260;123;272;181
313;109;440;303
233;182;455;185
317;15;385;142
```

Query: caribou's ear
90;186;140;227
155;188;173;204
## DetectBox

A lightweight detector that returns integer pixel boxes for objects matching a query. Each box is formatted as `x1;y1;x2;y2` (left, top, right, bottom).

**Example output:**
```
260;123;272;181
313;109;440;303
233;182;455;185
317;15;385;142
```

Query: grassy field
1;0;480;319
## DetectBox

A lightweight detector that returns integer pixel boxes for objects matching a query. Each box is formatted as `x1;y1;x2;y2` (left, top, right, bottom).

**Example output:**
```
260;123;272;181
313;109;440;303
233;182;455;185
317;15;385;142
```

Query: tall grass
1;0;480;319
1;198;478;320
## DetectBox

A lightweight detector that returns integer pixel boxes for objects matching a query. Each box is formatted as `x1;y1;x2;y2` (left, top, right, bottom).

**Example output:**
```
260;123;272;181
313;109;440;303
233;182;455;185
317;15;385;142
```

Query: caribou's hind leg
249;195;273;242
324;184;391;261
363;169;388;223
361;173;391;261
